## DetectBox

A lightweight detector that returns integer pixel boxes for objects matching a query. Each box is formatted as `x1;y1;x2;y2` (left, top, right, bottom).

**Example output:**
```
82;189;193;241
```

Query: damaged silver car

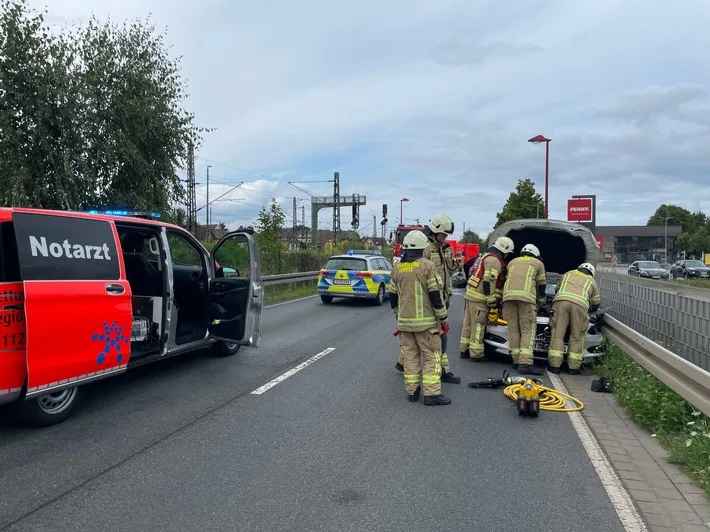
483;219;605;366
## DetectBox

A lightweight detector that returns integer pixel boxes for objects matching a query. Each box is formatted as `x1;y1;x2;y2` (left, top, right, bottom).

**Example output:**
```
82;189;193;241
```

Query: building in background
596;225;683;264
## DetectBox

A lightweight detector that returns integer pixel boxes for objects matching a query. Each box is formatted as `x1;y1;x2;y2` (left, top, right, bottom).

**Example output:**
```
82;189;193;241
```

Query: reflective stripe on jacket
502;256;546;304
424;241;455;299
553;269;601;310
388;257;446;332
465;252;505;302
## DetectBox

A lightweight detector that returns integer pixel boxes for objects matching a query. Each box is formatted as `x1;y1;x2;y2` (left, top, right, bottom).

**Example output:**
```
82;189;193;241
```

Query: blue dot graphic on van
92;321;130;365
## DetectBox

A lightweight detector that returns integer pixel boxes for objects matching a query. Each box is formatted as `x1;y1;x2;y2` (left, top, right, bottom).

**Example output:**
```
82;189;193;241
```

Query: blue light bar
87;210;161;219
347;249;355;255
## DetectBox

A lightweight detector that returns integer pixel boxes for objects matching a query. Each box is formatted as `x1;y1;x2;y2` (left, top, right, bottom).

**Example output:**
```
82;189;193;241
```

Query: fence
598;274;710;371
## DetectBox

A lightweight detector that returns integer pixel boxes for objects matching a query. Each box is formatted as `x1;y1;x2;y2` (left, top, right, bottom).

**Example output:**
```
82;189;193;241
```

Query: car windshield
638;261;661;269
685;260;706;268
324;257;367;271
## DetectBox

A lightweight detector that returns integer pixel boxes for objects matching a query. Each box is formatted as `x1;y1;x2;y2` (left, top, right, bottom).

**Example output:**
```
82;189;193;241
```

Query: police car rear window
13;212;120;281
324;258;367;271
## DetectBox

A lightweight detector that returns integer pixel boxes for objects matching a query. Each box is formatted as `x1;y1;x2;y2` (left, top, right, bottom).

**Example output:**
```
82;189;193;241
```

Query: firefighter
394;215;461;384
548;262;601;375
389;230;452;405
460;236;514;361
421;214;460;383
501;243;547;375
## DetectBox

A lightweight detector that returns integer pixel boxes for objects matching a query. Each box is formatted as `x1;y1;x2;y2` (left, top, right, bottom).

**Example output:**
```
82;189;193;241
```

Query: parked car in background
628;260;669;279
669;260;710;280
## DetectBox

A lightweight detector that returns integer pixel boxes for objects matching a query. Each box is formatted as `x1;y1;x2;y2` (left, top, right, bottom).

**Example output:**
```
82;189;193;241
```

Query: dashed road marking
547;372;648;532
250;347;337;395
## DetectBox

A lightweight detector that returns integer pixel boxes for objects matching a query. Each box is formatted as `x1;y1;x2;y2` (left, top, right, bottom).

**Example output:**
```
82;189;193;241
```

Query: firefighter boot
518;364;544;376
441;371;461;384
408;386;421;402
460;350;470;359
423;394;452;406
547;366;561;374
395;362;403;372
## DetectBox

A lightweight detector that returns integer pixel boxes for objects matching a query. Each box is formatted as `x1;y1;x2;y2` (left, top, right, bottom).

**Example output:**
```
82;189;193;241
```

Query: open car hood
487;219;599;274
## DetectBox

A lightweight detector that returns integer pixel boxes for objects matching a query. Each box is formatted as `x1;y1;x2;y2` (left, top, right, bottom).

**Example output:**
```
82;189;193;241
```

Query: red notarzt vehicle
392;224;425;262
0;208;264;426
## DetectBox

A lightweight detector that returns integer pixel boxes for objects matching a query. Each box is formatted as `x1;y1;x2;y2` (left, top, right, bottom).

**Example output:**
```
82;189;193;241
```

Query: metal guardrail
597;274;710;371
262;271;319;286
601;314;710;417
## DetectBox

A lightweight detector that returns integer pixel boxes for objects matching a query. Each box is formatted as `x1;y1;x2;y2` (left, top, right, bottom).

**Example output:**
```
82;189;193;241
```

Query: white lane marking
250;348;337;395
265;295;318;309
547;372;648;532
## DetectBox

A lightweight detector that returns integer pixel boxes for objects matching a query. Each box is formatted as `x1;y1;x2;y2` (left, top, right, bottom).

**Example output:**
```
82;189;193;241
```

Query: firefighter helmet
402;230;430;250
520;243;541;258
578;262;596;277
427;214;455;235
492;236;514;254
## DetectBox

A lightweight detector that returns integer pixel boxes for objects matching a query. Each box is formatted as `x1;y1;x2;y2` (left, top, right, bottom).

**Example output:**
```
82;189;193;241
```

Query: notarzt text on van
29;236;112;260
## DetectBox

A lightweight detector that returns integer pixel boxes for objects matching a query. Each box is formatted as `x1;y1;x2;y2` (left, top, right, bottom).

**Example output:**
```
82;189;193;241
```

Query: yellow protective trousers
549;300;588;369
398;328;449;372
399;330;442;396
502;301;538;365
459;300;489;358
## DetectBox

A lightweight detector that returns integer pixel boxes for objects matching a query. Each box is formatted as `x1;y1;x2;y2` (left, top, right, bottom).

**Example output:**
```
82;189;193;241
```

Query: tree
0;0;203;211
460;229;484;246
648;204;710;256
647;205;695;233
256;200;286;273
494;178;544;228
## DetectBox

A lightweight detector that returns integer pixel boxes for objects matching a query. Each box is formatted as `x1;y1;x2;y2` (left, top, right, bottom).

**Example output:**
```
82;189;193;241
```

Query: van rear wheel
11;386;82;427
212;340;242;357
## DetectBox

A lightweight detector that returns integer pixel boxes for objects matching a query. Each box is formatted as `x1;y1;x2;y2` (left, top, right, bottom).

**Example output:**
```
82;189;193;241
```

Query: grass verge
264;280;318;306
669;278;710;290
597;343;710;496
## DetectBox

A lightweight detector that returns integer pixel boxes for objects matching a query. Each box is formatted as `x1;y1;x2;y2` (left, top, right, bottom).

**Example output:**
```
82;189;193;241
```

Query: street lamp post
400;197;409;225
662;215;674;267
528;135;551;219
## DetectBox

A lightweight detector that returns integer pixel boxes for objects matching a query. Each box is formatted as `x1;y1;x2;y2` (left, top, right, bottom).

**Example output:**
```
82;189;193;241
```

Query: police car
0;208;263;426
317;250;392;305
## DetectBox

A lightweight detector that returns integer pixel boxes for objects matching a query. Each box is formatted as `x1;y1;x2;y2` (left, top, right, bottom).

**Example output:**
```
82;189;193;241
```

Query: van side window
0;222;21;282
167;233;202;267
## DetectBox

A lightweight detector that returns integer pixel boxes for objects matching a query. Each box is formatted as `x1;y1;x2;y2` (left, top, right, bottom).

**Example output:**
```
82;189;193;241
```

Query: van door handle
105;283;125;295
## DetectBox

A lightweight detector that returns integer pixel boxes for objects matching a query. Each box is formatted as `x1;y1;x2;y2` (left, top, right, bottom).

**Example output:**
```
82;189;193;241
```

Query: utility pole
373;215;376;239
292;196;297;244
302;205;306;248
205;165;211;243
662;215;674;266
463;222;466;234
186;142;196;234
333;172;341;244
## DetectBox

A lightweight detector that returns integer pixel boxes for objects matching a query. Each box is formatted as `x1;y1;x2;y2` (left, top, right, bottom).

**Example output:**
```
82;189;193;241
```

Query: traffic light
351;202;359;229
381;204;388;225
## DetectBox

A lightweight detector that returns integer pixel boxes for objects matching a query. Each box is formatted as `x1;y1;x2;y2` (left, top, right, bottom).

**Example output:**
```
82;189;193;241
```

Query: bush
599;343;710;495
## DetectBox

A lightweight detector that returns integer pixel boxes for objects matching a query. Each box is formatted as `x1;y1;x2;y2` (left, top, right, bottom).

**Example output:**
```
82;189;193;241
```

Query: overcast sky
37;0;710;239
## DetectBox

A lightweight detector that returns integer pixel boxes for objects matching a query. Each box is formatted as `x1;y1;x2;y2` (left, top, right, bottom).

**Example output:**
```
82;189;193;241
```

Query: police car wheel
12;386;83;427
320;295;334;304
212;341;242;357
372;284;385;306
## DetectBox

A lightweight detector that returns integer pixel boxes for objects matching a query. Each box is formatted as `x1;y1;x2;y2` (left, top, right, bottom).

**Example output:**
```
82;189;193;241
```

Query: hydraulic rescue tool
468;370;585;415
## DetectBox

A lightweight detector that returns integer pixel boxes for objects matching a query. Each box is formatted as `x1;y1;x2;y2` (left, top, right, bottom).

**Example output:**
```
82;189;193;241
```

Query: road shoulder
561;373;710;531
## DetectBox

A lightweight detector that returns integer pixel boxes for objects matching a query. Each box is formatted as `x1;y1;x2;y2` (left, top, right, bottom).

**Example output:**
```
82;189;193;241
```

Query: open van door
208;231;263;347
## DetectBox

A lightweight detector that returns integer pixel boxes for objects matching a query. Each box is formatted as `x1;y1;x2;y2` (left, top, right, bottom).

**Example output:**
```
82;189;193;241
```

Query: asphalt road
0;292;627;532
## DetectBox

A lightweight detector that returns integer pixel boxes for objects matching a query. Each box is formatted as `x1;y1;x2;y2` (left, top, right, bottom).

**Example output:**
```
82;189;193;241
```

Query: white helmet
578;262;596;277
492;236;514;254
521;243;541;258
402;230;430;250
427;214;455;235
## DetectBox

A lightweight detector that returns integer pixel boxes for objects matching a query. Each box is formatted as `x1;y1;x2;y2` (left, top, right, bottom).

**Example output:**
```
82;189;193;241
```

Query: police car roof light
87;210;161;219
347;249;381;255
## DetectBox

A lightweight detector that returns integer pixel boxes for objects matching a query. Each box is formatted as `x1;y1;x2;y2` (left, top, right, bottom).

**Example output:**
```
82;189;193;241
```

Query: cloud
32;0;710;238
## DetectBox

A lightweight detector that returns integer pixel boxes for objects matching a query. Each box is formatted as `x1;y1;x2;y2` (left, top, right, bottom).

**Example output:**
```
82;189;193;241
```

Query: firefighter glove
440;321;449;336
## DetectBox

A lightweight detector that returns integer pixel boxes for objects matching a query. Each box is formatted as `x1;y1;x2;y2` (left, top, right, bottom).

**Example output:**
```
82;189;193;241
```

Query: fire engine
391;224;425;263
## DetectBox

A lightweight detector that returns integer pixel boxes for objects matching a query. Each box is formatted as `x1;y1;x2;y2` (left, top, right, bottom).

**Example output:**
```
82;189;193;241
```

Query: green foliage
648;204;710;256
0;0;202;211
460;229;484;246
494;178;545;229
264;280;317;305
599;343;710;495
